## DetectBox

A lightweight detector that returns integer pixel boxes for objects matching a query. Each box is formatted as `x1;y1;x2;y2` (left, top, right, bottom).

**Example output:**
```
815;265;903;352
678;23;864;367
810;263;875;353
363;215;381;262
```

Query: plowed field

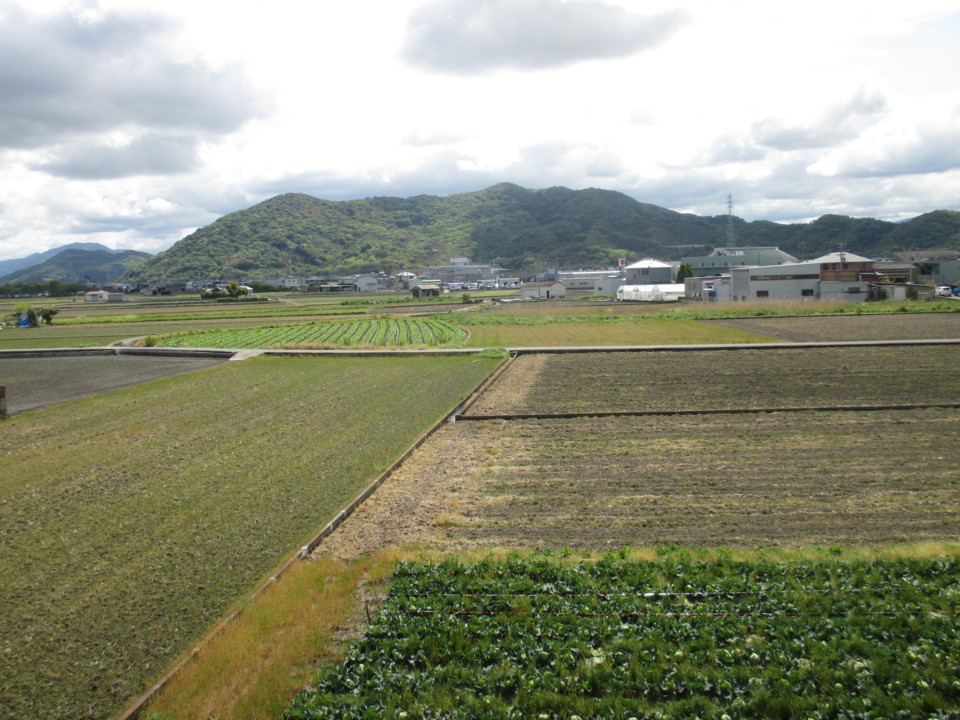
467;344;960;416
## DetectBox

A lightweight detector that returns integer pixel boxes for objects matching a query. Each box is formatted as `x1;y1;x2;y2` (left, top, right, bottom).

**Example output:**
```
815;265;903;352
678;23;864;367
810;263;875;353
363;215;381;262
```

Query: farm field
155;316;467;349
287;555;960;720
139;331;960;720
315;409;960;555
0;315;361;350
707;311;960;342
459;316;776;347
0;354;501;720
466;344;960;416
0;354;228;414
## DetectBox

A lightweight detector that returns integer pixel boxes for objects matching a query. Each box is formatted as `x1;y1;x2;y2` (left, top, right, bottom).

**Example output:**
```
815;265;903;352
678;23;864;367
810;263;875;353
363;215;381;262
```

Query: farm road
0;354;226;414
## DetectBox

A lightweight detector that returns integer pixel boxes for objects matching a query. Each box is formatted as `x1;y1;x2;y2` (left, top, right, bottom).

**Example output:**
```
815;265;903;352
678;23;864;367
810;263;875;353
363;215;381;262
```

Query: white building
624;259;674;285
617;284;686;302
521;281;566;299
689;251;876;302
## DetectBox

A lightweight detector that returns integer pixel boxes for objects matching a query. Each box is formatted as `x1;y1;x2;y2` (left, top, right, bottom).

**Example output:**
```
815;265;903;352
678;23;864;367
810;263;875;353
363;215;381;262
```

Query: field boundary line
505;338;960;354
457;403;960;421
114;354;509;720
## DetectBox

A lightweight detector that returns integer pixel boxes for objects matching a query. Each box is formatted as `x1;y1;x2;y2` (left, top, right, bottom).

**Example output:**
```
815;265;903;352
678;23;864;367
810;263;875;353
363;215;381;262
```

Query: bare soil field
0;354;226;414
467;344;960;416
318;337;960;559
706;311;960;342
317;409;960;557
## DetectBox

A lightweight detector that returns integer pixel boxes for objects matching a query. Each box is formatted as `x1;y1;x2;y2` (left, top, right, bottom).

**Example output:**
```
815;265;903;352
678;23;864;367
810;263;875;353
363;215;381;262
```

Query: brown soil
315;320;960;558
706;312;960;342
468;345;960;416
316;409;960;558
0;355;226;414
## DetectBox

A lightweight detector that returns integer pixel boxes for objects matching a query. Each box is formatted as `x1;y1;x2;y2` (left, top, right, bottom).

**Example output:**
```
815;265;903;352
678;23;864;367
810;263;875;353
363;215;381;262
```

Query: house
624;259;674;285
353;275;378;292
84;290;124;302
520;281;566;299
411;284;441;298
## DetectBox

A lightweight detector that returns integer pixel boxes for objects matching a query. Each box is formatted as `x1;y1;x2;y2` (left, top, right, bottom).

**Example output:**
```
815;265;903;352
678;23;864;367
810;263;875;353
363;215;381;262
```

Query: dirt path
466;354;547;415
314;421;486;560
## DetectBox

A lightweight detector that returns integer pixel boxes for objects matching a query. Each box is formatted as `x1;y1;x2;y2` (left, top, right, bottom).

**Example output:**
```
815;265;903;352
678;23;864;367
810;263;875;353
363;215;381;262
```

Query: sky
1;0;959;261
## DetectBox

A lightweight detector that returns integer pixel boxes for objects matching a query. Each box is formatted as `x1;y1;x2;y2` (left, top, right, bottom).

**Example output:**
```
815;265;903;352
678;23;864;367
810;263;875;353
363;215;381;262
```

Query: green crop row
155;317;467;349
287;555;959;720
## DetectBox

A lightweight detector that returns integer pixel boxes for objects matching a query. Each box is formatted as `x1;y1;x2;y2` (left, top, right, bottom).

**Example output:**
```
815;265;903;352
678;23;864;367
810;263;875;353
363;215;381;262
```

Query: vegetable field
155;317;466;349
287;555;960;720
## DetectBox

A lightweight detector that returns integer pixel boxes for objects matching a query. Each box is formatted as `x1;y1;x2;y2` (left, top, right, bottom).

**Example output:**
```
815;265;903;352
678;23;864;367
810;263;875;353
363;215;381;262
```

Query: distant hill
0;242;129;278
0;248;152;285
121;184;960;282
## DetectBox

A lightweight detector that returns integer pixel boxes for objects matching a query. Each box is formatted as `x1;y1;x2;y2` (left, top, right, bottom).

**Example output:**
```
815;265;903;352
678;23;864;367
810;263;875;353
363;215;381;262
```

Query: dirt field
467;344;960;416
0;354;227;414
316;408;960;557
317;319;960;558
706;311;960;342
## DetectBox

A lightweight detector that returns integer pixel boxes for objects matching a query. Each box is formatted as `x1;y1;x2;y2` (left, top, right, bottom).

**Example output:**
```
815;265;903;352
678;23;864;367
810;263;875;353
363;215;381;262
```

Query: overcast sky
1;0;959;260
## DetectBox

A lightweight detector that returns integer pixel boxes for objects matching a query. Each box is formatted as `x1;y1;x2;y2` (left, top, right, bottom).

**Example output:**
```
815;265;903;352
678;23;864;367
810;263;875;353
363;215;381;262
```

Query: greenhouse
616;283;686;302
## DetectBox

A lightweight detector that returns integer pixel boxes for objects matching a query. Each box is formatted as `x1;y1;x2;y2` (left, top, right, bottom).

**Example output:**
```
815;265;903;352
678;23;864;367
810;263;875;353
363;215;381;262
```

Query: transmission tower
726;194;736;247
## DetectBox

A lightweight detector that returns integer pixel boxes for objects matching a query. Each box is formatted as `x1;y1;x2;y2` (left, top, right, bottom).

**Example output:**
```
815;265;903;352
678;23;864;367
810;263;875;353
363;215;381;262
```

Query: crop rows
156;317;467;349
469;345;960;416
287;555;959;720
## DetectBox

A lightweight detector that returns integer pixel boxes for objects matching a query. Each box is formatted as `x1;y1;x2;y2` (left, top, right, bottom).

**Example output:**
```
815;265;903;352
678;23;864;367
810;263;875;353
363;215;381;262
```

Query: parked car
936;285;953;297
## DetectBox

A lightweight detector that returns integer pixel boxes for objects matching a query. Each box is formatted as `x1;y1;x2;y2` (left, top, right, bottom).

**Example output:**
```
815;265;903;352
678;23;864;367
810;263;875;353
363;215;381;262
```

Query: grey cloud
752;92;886;151
701;135;767;165
401;0;689;74
33;133;199;179
821;127;960;178
0;5;267;154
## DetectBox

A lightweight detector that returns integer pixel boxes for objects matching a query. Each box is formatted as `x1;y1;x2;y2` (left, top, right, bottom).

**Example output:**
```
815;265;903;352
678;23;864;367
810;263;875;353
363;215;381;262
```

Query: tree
9;303;58;327
675;262;694;283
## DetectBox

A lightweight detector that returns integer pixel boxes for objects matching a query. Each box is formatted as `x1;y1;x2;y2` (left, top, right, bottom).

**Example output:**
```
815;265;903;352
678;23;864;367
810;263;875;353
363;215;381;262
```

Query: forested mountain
122;184;960;282
0;242;125;279
0;248;152;285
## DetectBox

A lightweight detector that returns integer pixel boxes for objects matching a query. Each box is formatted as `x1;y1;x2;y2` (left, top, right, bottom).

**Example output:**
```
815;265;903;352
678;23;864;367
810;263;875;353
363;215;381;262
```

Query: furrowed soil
0;354;227;414
317;332;960;560
466;344;960;416
316;409;960;557
706;311;960;342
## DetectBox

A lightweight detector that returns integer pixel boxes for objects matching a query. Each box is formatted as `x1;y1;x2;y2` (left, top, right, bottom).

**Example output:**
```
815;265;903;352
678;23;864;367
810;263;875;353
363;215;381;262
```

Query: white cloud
0;4;266;154
401;0;689;74
1;0;959;261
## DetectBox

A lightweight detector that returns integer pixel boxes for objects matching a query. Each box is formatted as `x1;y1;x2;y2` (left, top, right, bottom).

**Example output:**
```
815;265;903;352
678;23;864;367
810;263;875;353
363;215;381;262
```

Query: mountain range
121;184;960;283
0;244;152;285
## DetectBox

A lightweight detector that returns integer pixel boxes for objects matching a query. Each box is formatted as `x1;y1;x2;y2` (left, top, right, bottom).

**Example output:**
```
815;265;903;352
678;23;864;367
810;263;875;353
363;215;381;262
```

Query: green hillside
0;248;152;285
122;185;960;282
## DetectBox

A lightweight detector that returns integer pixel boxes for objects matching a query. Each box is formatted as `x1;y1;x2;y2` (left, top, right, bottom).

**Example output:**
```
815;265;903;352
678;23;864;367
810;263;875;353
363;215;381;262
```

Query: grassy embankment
0;354;501;720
